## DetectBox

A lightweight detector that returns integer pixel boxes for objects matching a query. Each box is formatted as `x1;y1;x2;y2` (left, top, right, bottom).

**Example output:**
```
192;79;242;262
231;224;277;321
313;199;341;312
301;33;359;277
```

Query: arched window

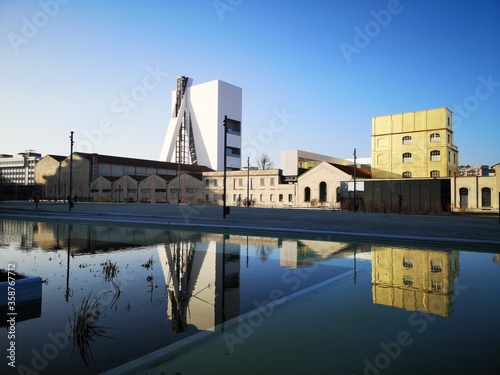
205;194;209;202
233;194;237;201
430;170;440;178
459;188;468;209
319;182;327;202
482;187;491;207
260;194;264;202
403;153;412;163
288;194;293;202
279;194;284;202
430;150;440;161
402;136;412;144
304;187;311;202
402;171;412;178
270;194;274;202
430;133;441;142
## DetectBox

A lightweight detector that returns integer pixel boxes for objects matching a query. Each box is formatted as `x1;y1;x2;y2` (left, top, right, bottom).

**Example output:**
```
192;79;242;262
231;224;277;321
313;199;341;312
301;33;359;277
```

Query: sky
1;0;499;168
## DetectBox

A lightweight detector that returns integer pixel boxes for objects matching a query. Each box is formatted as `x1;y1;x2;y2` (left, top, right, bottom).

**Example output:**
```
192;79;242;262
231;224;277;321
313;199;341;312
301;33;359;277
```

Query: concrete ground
0;201;499;246
1;201;499;374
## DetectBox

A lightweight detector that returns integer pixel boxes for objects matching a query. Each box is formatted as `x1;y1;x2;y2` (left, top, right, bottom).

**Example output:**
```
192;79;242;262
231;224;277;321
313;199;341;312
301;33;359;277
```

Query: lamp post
353;148;357;212
223;115;228;219
69;131;74;211
246;156;250;207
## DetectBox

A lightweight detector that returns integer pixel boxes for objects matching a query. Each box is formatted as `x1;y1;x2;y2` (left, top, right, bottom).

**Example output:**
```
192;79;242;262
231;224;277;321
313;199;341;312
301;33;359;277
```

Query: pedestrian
34;194;40;209
74;194;78;204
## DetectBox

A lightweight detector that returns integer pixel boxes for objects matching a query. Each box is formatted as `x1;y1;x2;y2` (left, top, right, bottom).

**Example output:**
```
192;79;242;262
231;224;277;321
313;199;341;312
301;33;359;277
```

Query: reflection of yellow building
371;246;459;317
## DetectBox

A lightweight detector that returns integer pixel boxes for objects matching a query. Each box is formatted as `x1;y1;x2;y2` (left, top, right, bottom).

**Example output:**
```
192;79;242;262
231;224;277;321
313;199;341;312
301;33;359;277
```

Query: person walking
34;194;40;209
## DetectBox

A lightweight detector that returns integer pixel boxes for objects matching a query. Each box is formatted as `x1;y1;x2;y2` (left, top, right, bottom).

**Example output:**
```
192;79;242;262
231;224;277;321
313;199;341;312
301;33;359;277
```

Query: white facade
160;78;242;171
0;151;41;185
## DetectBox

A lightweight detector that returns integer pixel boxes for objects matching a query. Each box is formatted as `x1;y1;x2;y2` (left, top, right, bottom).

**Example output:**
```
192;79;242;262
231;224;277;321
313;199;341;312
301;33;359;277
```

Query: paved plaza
0;201;499;246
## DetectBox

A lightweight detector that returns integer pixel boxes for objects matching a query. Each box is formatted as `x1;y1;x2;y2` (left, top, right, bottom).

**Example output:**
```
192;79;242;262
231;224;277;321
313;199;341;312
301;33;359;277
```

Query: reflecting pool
0;219;499;374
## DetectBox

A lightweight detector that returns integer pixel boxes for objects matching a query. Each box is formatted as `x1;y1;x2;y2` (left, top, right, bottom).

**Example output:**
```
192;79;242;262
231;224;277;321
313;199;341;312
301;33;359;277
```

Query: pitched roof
330;163;372;179
74;152;213;172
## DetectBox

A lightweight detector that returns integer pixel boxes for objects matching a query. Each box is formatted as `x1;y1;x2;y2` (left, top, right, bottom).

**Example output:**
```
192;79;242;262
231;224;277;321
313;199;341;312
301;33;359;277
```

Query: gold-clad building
371;246;459;317
372;107;459;179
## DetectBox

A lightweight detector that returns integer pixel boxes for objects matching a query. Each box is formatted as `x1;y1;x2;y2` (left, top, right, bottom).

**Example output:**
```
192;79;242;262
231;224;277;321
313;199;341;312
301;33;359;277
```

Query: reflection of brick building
371;246;459;317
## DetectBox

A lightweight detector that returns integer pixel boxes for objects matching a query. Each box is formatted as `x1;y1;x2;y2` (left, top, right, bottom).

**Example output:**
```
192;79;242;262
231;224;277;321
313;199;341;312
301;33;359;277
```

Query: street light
246;156;250;207
69;131;74;211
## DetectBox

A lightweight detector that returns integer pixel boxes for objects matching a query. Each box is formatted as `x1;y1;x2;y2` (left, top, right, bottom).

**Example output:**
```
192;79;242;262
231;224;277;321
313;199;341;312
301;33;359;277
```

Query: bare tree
256;153;274;170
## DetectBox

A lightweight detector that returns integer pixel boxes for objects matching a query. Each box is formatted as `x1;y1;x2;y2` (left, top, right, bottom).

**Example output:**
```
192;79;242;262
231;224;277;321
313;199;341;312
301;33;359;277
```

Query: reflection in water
0;218;486;374
371;246;460;317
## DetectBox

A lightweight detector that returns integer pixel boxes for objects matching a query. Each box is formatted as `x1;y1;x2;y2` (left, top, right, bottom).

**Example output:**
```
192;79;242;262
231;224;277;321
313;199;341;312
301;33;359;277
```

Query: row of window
402;258;442;272
459;187;492;207
401;133;450;144
402;150;456;163
206;193;294;203
206;177;277;188
402;171;441;178
90;188;167;193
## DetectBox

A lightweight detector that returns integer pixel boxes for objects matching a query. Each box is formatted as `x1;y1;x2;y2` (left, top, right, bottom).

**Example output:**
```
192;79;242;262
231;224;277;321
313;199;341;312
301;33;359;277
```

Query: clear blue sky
1;0;499;168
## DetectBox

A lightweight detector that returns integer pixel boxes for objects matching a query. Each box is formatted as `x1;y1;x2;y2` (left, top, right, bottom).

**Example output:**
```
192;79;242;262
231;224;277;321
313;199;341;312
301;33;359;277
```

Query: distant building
34;152;211;202
0;151;41;185
372;107;459;179
160;77;242;171
280;149;371;183
0;151;42;200
458;165;490;177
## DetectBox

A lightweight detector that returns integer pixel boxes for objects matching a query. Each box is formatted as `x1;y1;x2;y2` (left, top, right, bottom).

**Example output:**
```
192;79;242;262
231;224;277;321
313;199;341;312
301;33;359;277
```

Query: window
431;280;443;291
270;177;275;186
402;171;412;178
288;194;293;202
270;194;273;202
279;194;284;202
430;150;440;161
213;194;218;202
205;179;209;186
430;133;441;142
155;188;166;193
430;170;440;178
403;153;412;163
430;260;442;273
239;178;243;187
260;178;265;186
140;188;150;193
403;277;413;286
319;181;327;202
402;136;412;144
403;258;413;268
102;189;111;193
260;194;264;202
233;194;237;201
205;194;209;202
482;187;491;207
128;189;137;193
90;188;99;193
213;179;218;187
304;187;311;202
459;188;468;209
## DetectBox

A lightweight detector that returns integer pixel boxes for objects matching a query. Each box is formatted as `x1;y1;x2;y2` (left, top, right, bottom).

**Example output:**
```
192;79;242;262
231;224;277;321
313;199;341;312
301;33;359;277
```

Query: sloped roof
330;163;372;179
45;154;66;162
74;152;213;173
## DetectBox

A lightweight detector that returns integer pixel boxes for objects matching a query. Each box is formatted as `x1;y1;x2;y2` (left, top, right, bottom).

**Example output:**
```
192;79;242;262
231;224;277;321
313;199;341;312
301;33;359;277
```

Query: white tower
160;77;242;171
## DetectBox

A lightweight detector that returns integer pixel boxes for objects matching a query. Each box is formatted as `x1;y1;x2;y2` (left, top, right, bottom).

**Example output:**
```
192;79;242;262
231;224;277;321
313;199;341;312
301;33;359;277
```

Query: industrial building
372;107;459;179
0;151;41;200
159;77;242;171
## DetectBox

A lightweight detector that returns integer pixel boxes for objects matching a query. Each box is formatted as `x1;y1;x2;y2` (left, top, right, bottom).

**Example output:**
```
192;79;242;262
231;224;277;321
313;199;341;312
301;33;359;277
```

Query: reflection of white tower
159;77;242;171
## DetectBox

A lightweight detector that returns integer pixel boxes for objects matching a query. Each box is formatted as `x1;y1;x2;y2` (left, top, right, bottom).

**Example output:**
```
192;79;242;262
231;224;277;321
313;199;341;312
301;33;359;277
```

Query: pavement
1;201;500;374
0;201;499;248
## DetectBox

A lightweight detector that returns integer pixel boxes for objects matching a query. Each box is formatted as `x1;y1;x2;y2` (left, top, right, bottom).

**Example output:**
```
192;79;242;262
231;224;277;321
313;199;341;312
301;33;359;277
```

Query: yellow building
372;107;459;179
371;246;459;317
